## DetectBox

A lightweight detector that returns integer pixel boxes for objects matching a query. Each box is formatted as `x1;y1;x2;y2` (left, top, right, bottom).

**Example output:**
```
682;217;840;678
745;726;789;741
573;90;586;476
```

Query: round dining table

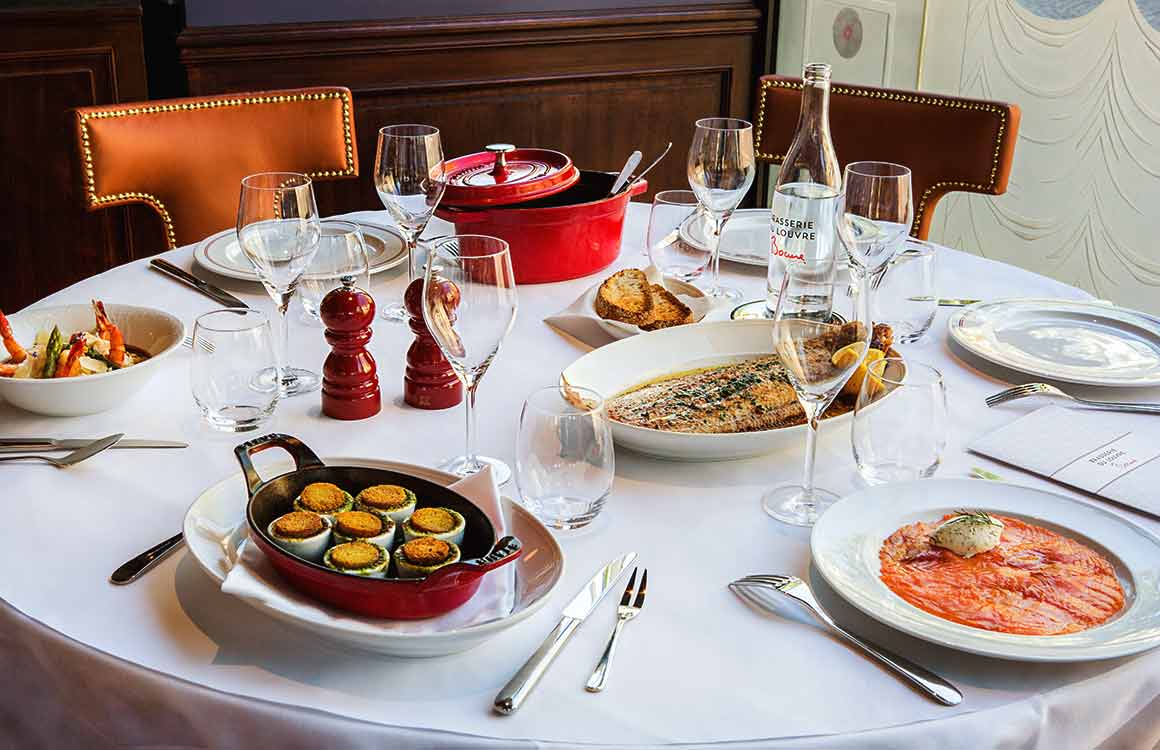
3;203;1158;749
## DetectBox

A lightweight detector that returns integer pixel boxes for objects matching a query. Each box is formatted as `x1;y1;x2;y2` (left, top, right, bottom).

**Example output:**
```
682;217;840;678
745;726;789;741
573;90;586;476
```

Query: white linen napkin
220;466;517;634
970;404;1160;519
544;266;715;348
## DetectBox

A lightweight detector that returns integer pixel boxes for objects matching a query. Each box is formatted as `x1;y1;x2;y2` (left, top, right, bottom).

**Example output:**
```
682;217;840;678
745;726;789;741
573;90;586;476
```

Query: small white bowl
267;513;332;563
402;508;466;546
332;512;397;552
0;304;185;417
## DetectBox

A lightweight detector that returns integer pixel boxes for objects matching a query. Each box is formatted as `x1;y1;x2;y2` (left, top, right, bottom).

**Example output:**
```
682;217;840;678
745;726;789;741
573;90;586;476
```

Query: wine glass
298;220;372;323
236;172;321;396
762;209;873;526
687;117;755;301
842;162;913;287
422;235;518;484
646;190;713;282
375;124;448;322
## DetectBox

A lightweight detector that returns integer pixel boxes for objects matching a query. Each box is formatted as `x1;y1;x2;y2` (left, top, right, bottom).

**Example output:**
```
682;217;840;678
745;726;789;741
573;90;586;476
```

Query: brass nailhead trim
78;90;357;249
754;79;1008;236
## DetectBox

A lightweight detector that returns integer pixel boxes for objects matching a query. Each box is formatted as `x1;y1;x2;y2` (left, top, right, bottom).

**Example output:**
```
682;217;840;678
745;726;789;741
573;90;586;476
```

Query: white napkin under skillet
220;466;516;634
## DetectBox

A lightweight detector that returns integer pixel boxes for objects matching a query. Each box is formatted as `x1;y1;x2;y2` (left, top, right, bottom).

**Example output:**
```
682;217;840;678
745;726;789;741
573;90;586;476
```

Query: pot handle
627;178;649;197
420;535;522;588
233;433;325;498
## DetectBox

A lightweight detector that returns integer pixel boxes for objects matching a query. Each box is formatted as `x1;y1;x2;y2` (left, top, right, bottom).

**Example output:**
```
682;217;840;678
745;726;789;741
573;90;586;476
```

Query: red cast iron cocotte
236;433;520;619
436;144;648;284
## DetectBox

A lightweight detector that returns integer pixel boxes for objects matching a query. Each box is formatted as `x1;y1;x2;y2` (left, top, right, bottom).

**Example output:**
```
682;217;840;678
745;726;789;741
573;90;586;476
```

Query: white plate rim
193;223;408;282
947;297;1160;387
811;478;1160;662
679;208;769;267
182;456;565;645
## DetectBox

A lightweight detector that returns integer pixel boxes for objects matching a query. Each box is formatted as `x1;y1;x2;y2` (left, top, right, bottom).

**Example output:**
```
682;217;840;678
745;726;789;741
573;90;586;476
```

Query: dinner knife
907;296;982;307
0;438;187;452
150;259;250;309
494;551;637;715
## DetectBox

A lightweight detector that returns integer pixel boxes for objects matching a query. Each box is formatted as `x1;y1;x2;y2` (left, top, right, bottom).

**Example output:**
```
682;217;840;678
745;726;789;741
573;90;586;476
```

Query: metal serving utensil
985;382;1160;414
731;574;962;706
609;150;642;196
0;433;123;468
585;567;647;692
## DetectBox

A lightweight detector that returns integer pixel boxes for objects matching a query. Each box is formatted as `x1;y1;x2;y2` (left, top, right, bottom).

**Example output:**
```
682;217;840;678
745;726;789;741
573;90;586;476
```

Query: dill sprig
945;508;1001;527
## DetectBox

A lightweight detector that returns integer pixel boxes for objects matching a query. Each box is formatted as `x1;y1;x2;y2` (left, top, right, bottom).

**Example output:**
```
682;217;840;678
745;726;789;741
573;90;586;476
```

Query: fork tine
633;569;647;608
729;582;780;613
737;574;792;588
985;383;1039;407
619;568;637;607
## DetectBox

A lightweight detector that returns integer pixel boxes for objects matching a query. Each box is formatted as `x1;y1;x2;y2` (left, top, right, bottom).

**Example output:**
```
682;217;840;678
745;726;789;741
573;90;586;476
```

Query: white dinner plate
812;478;1160;662
183;456;564;657
948;298;1160;387
588;275;708;340
680;208;849;270
560;319;893;461
193;223;408;282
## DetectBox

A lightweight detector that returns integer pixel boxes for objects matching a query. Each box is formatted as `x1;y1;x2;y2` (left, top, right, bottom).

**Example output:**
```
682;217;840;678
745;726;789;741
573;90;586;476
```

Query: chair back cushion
754;76;1020;238
76;87;357;248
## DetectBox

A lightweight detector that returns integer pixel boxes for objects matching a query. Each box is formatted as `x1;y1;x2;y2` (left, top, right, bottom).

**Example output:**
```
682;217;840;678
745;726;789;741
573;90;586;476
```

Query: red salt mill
403;277;462;409
320;283;382;420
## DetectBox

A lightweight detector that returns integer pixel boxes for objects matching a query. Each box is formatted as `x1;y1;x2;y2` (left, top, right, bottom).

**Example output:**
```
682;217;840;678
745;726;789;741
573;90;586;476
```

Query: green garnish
40;326;62;378
945;509;1001;527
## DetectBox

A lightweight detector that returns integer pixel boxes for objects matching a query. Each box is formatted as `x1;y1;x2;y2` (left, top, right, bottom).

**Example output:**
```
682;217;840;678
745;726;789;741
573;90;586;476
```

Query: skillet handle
420;535;522;589
233;433;325;497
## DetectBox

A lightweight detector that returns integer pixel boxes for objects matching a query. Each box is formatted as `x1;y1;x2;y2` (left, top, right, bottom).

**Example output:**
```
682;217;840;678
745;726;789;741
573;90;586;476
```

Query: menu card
970;405;1160;518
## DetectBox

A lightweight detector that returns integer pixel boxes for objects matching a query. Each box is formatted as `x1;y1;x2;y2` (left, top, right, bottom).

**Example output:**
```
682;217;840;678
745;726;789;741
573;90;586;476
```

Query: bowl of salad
0;301;185;416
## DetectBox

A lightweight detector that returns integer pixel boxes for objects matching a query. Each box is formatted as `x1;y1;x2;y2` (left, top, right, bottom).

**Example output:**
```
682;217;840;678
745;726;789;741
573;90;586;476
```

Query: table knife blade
0;438;187;452
150;259;249;309
494;551;637;715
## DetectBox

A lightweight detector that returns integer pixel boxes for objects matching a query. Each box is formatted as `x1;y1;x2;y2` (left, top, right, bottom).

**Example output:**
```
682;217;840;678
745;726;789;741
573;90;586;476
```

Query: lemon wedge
840;347;887;398
831;342;867;369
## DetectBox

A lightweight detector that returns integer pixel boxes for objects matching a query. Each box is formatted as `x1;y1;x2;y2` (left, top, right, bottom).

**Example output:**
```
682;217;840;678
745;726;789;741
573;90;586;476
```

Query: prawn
0;363;17;377
0;310;27;364
92;300;125;367
55;333;86;378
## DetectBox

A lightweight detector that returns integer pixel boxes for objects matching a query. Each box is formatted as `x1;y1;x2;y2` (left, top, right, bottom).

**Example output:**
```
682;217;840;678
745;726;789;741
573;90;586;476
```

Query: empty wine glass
375;124;448;322
842;162;913;287
298;220;372;323
646;190;713;282
422;235;518;484
762;208;873;526
687;117;756;301
236;172;321;396
516;385;614;530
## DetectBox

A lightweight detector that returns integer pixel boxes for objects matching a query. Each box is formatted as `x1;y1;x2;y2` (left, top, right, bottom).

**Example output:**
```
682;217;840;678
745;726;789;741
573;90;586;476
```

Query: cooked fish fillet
607;355;807;433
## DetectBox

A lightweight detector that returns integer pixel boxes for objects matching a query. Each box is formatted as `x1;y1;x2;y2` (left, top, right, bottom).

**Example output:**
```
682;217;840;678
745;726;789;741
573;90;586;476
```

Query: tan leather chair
754;75;1020;239
75;87;358;249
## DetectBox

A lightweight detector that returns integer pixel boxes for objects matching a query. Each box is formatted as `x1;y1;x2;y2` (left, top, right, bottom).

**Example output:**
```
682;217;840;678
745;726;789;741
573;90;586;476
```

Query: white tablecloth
2;204;1158;749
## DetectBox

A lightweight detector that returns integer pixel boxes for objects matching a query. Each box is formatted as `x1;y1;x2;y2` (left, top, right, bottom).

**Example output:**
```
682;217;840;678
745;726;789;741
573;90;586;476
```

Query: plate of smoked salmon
811;478;1160;661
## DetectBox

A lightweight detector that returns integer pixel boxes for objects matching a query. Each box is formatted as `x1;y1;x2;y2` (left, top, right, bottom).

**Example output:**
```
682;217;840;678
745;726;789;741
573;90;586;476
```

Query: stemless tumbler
191;309;278;432
852;359;948;484
516;386;614;530
874;238;937;344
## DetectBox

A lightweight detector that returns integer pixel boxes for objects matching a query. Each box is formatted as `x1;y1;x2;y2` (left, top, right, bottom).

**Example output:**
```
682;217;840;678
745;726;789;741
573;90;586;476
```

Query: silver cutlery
609;150;643;196
731;574;962;707
182;336;216;353
585;566;646;693
985;382;1160;414
150;258;250;309
0;433;123;467
110;532;185;585
494;551;637;715
0;438;186;453
627;142;672;191
919;297;981;307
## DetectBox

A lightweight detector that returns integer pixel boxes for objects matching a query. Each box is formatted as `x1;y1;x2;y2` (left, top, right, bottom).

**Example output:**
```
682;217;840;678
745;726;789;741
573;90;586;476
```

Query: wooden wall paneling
179;4;763;217
0;7;149;313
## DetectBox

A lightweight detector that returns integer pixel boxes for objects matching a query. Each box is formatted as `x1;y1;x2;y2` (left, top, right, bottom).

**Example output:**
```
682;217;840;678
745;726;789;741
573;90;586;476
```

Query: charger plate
812;478;1160;662
183;457;563;657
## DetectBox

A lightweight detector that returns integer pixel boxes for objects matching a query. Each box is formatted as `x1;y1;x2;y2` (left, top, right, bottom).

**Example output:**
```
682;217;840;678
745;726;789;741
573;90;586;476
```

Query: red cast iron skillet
236;433;521;619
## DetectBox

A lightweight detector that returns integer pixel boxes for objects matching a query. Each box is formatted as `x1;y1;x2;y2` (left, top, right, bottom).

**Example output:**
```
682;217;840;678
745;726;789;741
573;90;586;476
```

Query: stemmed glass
298;220;372;323
422;235;518;484
236;172;322;396
842;162;913;288
646;190;713;282
686;117;756;301
375;124;448;322
762;207;872;526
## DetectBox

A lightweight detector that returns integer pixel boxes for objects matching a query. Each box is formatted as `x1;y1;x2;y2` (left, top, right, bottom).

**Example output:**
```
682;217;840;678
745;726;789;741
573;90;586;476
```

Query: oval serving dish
237;434;521;619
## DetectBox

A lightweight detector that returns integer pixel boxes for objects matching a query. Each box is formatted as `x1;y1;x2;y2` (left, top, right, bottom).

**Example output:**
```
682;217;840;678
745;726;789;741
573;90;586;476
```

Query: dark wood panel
180;4;762;216
0;7;148;313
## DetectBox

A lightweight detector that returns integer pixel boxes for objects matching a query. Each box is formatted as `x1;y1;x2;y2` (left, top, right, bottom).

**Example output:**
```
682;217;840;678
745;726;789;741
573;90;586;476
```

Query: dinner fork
985;382;1160;414
585;567;646;692
731;574;962;706
181;336;216;353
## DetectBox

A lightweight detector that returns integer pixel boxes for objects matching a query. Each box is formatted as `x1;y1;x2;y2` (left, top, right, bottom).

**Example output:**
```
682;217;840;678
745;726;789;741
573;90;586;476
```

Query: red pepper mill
320;282;382;420
404;277;462;409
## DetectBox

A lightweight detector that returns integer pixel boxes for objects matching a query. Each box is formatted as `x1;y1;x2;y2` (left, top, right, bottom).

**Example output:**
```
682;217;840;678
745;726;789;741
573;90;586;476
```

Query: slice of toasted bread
639;284;694;331
594;269;654;326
